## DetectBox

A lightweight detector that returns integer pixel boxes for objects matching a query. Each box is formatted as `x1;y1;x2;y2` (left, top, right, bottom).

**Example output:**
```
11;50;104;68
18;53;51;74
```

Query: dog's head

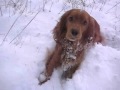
53;9;101;43
65;9;90;41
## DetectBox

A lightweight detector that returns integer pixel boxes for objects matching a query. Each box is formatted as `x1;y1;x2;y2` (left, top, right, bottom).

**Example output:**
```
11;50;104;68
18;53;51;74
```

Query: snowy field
0;0;120;90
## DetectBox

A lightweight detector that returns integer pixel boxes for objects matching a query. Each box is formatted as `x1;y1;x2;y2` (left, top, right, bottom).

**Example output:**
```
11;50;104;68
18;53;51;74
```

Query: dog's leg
62;64;79;79
39;44;62;85
62;51;84;79
39;52;54;85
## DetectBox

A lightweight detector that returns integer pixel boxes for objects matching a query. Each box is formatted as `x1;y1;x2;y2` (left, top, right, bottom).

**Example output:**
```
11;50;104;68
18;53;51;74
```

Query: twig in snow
0;14;22;45
0;7;3;16
115;19;120;23
58;3;67;14
9;6;10;17
90;2;95;14
1;0;28;45
29;0;32;12
9;10;41;44
93;0;95;3
42;0;48;11
20;0;28;14
106;2;120;14
4;0;7;8
99;0;107;11
81;0;86;7
49;1;53;12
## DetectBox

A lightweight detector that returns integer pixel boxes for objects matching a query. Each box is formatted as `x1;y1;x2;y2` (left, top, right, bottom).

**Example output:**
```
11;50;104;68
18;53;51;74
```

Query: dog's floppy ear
53;10;73;42
84;16;102;43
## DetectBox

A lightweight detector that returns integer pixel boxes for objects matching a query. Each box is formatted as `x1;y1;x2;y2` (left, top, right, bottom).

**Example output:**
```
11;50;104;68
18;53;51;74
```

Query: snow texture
0;0;120;90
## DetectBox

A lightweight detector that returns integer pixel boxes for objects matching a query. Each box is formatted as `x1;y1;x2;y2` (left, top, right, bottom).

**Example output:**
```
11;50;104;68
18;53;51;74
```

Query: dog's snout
71;29;78;36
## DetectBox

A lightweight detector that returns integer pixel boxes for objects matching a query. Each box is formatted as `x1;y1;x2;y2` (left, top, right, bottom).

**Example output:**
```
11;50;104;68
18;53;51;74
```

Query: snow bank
0;0;120;90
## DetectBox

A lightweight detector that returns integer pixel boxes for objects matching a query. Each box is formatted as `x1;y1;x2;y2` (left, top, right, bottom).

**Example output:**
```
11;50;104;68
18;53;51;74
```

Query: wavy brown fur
39;9;103;85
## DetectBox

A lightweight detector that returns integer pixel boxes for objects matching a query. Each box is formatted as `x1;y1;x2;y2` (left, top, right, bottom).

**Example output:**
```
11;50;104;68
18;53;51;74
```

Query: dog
39;9;103;85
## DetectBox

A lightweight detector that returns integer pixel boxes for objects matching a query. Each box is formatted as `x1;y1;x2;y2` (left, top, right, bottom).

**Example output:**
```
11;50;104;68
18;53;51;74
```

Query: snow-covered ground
0;0;120;90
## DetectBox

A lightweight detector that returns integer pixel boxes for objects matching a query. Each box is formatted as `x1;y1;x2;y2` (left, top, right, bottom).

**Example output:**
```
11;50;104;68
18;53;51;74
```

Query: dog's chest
60;37;93;71
61;39;80;71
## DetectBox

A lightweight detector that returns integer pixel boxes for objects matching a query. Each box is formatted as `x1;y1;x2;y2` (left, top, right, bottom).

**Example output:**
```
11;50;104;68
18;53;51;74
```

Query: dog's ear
53;10;73;42
92;18;103;43
84;16;102;43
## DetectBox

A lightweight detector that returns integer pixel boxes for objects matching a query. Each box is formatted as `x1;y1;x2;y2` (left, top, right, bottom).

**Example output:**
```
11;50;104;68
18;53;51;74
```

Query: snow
0;0;120;90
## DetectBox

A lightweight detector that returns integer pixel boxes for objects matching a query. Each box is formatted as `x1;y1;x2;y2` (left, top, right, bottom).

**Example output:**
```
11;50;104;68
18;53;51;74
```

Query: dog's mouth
66;35;82;42
68;38;76;42
66;37;82;43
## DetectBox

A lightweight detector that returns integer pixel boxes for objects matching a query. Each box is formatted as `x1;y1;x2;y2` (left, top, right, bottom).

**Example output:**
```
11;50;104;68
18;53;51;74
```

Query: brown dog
39;9;103;85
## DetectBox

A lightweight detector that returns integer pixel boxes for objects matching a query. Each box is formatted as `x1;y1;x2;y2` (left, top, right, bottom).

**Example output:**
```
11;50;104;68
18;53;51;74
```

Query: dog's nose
71;29;78;36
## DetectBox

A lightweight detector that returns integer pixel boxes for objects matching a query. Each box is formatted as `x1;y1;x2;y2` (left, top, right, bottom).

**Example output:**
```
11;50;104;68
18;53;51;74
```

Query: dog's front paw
38;72;50;85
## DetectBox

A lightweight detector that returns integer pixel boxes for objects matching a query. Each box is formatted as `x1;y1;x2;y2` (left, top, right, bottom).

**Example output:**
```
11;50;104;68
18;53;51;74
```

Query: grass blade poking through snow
9;10;41;44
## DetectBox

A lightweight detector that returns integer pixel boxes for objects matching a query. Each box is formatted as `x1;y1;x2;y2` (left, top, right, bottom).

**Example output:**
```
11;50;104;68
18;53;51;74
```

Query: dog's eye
83;20;87;25
69;16;73;21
